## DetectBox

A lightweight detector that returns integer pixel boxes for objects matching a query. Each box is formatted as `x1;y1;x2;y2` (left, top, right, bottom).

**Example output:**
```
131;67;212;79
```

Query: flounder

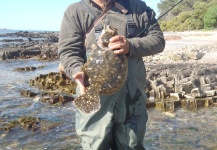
73;25;128;113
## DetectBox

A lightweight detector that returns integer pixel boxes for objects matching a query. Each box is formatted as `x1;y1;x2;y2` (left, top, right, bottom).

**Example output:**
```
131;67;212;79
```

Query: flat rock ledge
0;31;59;60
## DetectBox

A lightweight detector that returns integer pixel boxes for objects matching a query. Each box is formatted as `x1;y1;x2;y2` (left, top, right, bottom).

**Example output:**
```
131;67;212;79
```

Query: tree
203;4;217;29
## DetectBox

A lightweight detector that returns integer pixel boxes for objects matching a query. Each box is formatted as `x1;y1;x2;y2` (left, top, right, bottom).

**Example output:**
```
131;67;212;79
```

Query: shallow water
0;59;80;149
145;108;217;150
0;59;217;150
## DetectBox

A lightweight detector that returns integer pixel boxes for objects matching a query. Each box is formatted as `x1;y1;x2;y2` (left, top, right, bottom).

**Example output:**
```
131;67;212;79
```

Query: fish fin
73;93;100;114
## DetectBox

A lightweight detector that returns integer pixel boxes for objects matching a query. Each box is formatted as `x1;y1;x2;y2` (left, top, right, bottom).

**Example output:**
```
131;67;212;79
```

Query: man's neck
93;0;109;9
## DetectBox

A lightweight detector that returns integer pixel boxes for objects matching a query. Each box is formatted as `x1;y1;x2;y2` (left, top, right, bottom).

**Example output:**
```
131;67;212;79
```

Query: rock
154;100;181;112
29;72;76;95
205;98;213;107
205;90;216;97
20;90;39;97
1;39;24;42
41;94;74;105
38;43;58;60
182;81;194;93
170;93;181;100
1;116;41;131
19;48;41;57
15;66;37;71
149;90;155;100
0;48;22;59
144;63;217;112
195;52;205;60
181;99;197;111
201;84;214;91
191;88;206;98
184;94;194;99
187;52;205;60
0;31;59;60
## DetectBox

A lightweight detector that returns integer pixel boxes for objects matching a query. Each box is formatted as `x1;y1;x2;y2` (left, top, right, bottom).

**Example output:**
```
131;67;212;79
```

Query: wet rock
14;65;45;72
20;90;39;97
17;116;41;130
0;48;22;59
0;47;41;60
15;67;37;71
0;116;62;133
0;116;41;131
205;97;214;107
41;94;74;105
147;98;209;112
29;72;76;95
37;43;58;61
0;31;59;60
181;99;197;111
19;48;41;57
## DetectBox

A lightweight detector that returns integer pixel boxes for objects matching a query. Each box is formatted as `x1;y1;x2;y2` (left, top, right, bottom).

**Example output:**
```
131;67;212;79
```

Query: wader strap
114;2;128;14
115;2;136;38
80;0;136;40
80;0;113;43
126;14;136;38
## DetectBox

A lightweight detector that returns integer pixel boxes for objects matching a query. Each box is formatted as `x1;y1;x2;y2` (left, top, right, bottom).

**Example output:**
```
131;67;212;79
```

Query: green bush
159;21;167;31
158;0;217;31
203;4;217;29
178;12;191;23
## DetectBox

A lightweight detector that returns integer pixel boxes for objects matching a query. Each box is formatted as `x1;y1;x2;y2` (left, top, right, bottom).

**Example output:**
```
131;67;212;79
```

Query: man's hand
73;72;86;95
108;35;130;55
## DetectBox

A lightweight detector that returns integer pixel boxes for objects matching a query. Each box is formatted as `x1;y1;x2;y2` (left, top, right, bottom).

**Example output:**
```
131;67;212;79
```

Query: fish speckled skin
73;25;128;113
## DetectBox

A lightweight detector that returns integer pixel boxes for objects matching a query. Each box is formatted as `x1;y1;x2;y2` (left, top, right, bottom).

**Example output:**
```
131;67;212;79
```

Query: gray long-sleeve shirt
58;0;165;81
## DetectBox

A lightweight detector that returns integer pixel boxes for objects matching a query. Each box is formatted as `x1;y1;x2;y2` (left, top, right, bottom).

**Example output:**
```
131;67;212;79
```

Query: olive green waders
75;58;148;150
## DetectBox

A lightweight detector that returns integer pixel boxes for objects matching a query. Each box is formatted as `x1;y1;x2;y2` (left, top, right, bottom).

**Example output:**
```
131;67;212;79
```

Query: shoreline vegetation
158;0;217;31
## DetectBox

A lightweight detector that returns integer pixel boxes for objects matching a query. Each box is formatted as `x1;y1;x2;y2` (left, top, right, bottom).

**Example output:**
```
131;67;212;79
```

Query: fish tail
73;92;100;114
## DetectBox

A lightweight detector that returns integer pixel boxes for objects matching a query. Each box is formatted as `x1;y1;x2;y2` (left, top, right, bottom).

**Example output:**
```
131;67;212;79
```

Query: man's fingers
73;71;87;94
109;43;123;50
76;80;86;95
108;35;129;55
73;72;84;79
109;35;124;43
114;49;124;54
80;85;86;95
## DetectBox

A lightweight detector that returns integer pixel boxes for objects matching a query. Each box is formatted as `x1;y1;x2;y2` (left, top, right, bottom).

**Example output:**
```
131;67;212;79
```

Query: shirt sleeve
58;4;85;81
127;6;165;57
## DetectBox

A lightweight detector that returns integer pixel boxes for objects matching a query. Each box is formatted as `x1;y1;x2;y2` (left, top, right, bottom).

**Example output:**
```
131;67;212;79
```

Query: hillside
157;0;217;31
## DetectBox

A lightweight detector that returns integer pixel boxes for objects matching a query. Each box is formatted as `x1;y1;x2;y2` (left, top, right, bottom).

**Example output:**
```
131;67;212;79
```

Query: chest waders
75;0;148;149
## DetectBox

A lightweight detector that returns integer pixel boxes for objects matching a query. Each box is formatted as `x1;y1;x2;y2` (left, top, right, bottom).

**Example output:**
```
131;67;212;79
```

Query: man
58;0;165;149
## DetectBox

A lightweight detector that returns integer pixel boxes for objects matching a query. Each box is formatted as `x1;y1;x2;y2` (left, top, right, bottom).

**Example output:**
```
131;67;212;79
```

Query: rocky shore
1;30;217;113
0;31;58;60
144;31;217;111
145;31;217;64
